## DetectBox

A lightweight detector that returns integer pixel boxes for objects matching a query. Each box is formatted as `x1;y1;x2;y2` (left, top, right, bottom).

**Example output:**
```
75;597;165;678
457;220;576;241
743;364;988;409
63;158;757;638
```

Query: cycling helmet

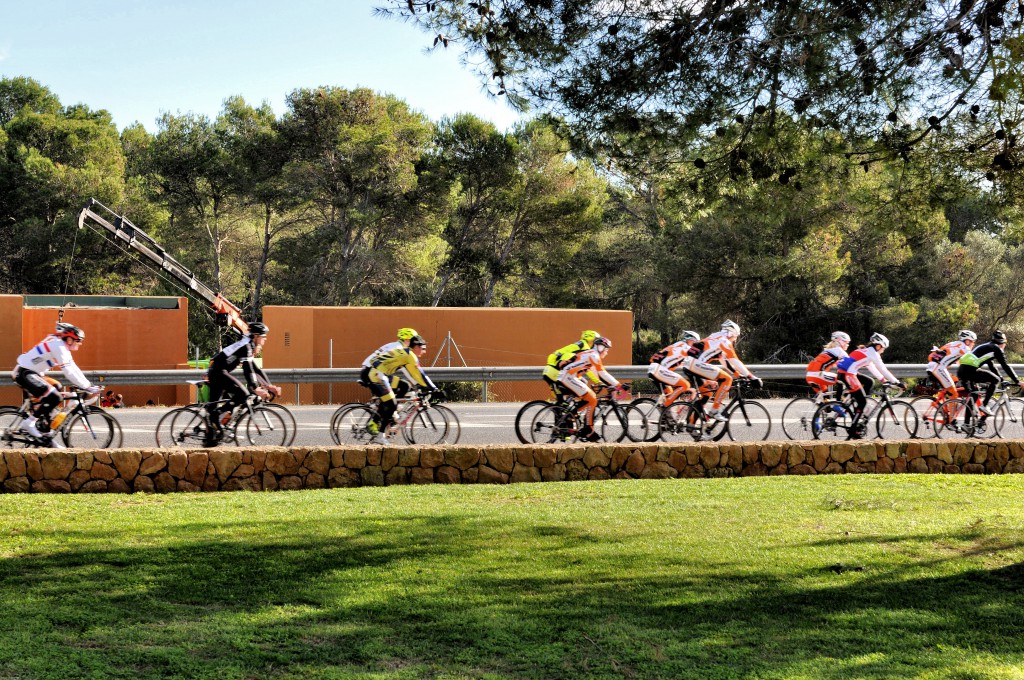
409;334;427;347
958;329;977;342
831;331;851;343
397;327;419;341
869;332;890;349
248;322;269;335
992;330;1007;344
593;336;612;350
680;330;701;343
581;330;600;344
721;319;741;337
55;323;84;341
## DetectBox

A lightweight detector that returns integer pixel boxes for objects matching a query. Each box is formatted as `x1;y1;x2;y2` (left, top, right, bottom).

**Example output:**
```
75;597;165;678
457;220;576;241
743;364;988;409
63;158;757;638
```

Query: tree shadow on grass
1;516;1023;679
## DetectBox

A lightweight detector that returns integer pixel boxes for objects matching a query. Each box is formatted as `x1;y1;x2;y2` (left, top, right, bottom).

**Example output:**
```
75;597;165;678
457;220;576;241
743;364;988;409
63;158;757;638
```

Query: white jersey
15;335;91;389
362;342;403;368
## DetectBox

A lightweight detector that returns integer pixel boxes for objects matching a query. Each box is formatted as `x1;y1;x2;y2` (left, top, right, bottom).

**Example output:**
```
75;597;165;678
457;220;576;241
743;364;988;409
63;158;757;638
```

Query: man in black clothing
205;322;281;442
957;330;1023;415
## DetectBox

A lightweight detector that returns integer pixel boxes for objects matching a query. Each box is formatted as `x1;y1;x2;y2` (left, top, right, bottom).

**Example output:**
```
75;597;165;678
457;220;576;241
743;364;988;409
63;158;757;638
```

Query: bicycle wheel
874;400;918;439
996;398;1024;439
659;402;706;442
811;401;856;440
908;395;941;438
514;400;554;444
780;397;819;440
431;404;461;444
726;400;772;442
621;403;650;442
629;398;662;442
262;402;297;446
933;398;969;438
236;406;289;446
62;409;121;448
156;406;209;448
331;404;377;445
530;404;575;443
405;406;452;445
0;406;32;448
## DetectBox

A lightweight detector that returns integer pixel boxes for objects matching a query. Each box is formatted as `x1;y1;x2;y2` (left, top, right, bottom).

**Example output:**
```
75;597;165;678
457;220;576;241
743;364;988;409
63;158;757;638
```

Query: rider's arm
868;351;899;383
722;346;753;378
992;345;1020;382
403;354;438;391
53;343;92;389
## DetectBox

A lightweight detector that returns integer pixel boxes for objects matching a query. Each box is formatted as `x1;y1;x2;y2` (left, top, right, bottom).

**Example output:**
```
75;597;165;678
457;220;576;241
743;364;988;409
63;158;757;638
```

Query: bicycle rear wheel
63;409;121;448
0;406;32;448
933;398;968;438
659;402;706;442
237;406;289;447
874;400;918;439
908;395;942;438
726;401;771;442
514;400;553;444
405;406;452;445
530;404;575;443
333;404;378;445
156;406;209;448
629;398;662;442
811;402;855;440
781;397;819;440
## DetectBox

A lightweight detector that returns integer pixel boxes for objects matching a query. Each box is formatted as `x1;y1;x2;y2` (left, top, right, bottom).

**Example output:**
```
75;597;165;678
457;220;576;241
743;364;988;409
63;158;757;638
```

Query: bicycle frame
3;390;101;447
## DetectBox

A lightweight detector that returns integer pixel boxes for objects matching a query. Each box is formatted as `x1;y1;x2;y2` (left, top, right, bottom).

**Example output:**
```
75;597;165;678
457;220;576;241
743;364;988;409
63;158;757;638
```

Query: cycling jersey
648;341;691;373
927;340;971;372
959;342;1019;381
697;331;752;377
806;347;848;379
836;347;898;383
559;347;619;388
208;335;269;389
363;342;437;390
15;335;90;388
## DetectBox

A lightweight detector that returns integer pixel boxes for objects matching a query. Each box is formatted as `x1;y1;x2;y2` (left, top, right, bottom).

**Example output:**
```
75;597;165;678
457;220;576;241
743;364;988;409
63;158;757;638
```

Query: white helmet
831;331;851;343
721;320;741;337
680;330;701;343
869;332;890;349
958;329;977;342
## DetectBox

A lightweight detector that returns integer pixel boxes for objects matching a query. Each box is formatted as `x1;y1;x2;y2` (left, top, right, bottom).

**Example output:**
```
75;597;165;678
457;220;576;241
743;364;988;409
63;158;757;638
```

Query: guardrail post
295;383;300;405
482;380;488;403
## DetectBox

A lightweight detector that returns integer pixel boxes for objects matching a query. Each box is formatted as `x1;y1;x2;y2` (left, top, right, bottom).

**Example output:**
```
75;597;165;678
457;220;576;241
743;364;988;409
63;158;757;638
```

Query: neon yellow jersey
367;344;436;390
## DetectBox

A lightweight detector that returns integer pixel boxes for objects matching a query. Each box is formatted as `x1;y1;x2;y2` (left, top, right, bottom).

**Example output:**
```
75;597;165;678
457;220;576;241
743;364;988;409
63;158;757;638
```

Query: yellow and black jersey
363;343;437;390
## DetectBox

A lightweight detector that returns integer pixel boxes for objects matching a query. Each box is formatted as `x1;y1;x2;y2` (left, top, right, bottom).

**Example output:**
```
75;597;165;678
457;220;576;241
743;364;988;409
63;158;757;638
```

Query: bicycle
155;383;290;448
781;383;846;440
933;380;1024;439
528;384;648;444
811;383;918;440
0;388;122;449
331;390;460;445
514;384;574;444
907;376;967;439
630;382;709;443
658;377;771;443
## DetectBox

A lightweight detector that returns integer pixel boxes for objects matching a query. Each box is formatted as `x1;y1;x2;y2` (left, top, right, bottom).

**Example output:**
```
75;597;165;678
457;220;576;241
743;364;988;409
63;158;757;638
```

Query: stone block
154;472;176;493
943;465;961;474
478;465;506;484
167;452;187;478
761;444;782;468
444;448;480;471
963;463;985;474
233;464;255;478
668;451;687;472
972;445;989;465
624;451;646;477
832;444;855;464
722;444;744;471
486;449;515;474
40;451;75;480
908;458;929;473
94;451;112;464
741;462;768;477
25;453;41;481
209;450;243;482
366;449;382;466
610;447;631;473
31;479;70;493
328;467;360;488
934;443;953;465
343;449;367;469
265;450;299;476
682;464;705;478
822;462;844;474
177;480;200;492
69;469;91;490
185;452;209;486
709;467;733;478
812;445;830;471
640;462;677;479
685;445;702;466
436;466;461;484
533;448;556;468
566;459;588;481
0;455;7;482
279;476;303;490
223;477;262;491
885;443;902;460
134;476;155;493
80;480;108;493
789;464;816;475
787;444;806;467
588;467;611;480
108;479;131;494
855;444;877;463
699;448;721;469
382;449;399;471
559;446;585;463
139;453;167;476
511;464;541;483
993;443;1010;469
410;468;433;485
304;450;330;475
463;467;478;483
583;447;611;468
420;447;444;468
202;475;220;491
385;466;408;485
541;464;566;481
361;466;385;486
398;448;420;468
250;450;268;473
743;444;759;465
91;462;119;481
875;457;895;474
305;472;326;489
75;451;93;470
770;464;789;475
110;450;142;481
4;476;29;492
516;449;535;466
263;471;279;491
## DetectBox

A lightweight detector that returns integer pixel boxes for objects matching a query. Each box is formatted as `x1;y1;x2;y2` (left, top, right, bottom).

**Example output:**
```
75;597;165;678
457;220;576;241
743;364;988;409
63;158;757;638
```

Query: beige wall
263;306;633;402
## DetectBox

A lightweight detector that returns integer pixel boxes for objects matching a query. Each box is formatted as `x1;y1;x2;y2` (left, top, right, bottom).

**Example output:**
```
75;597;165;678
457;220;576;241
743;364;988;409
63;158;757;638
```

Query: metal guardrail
81;363;1017;386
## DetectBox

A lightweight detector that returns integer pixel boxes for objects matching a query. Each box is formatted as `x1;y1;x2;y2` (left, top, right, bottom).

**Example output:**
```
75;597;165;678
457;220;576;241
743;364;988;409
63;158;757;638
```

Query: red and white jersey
926;340;971;372
837;347;898;383
697;331;752;377
15;335;90;388
559;348;619;388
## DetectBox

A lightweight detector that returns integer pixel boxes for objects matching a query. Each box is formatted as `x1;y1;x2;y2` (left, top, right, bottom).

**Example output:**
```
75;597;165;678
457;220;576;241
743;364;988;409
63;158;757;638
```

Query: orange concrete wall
263;306;633;403
0;296;25;406
8;299;189;406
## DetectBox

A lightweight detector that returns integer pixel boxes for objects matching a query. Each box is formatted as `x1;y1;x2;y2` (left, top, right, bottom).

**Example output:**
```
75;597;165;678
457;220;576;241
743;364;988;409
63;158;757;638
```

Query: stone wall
3;440;1024;493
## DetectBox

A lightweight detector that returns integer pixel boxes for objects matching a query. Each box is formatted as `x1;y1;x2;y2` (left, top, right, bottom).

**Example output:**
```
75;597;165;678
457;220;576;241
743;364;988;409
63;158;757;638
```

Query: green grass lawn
2;476;1024;679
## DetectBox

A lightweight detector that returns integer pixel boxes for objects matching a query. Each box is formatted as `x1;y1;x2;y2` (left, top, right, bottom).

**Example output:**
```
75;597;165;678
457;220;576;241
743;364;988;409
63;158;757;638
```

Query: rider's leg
709;370;733;416
14;369;60;438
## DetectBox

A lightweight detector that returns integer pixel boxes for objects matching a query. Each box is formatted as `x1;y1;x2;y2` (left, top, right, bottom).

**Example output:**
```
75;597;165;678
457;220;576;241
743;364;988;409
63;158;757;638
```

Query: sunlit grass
2;476;1024;678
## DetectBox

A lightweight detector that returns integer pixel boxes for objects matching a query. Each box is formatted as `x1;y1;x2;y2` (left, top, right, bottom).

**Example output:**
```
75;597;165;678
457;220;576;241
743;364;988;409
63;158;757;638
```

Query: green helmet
397;327;419;341
580;330;600;345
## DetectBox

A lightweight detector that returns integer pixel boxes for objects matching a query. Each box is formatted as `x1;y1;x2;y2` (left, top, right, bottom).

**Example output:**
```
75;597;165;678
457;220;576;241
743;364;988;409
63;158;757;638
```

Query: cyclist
11;322;102;447
360;328;438;445
805;331;851;397
835;332;905;438
648;330;701;408
206;322;282;443
957;330;1024;416
924;330;976;406
557;335;627;441
542;330;600;402
690;320;762;422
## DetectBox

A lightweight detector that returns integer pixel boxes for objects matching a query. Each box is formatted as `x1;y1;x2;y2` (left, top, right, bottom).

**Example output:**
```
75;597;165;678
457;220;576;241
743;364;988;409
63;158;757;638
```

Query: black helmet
248;322;269;336
409;334;427;347
992;330;1007;344
55;322;84;341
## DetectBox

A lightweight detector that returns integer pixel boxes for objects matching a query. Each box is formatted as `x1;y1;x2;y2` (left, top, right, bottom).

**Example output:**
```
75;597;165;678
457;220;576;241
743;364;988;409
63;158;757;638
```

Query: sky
0;0;525;132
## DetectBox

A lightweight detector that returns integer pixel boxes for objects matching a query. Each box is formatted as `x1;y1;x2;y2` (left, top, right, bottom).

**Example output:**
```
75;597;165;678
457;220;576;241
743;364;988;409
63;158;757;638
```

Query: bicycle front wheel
530;404;575;443
908;395;942;438
514;400;554;444
597;403;629;443
629;398;662;442
333;404;378;445
156;406;209;448
0;406;31;449
659;402;706;442
996;398;1024;439
405;406;452;445
726;401;771;442
261;403;297;446
430;404;461;444
933;398;969;438
811;402;855;440
237;406;289;446
781;397;820;440
874;400;918;439
63;409;121;448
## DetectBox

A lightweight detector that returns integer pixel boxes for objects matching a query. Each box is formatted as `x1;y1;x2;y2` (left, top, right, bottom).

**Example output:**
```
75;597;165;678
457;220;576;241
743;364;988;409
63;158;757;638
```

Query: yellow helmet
397;327;419;341
581;329;600;345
